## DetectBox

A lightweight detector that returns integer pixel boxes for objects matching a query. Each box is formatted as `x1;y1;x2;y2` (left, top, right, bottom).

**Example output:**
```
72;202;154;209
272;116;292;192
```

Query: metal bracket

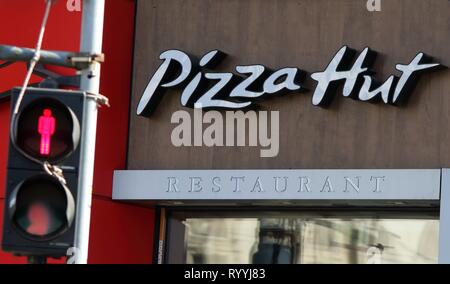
68;53;104;66
86;91;110;108
35;64;81;89
43;162;67;185
0;45;106;102
0;45;105;70
0;63;81;102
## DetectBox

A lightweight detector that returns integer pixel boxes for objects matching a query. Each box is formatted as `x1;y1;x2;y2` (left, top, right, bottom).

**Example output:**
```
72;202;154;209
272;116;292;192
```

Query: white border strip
439;168;450;264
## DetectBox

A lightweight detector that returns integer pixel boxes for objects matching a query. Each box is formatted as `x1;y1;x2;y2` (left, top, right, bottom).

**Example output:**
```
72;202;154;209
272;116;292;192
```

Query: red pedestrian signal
13;96;81;163
38;109;56;156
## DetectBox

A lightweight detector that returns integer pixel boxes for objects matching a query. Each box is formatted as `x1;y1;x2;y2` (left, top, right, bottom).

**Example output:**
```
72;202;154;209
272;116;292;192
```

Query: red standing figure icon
38;109;56;156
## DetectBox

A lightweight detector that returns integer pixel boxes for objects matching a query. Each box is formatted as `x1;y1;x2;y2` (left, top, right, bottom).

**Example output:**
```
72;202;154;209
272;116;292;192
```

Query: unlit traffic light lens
9;175;75;241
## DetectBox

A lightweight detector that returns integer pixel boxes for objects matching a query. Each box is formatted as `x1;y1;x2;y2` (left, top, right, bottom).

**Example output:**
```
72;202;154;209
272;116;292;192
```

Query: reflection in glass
177;217;438;264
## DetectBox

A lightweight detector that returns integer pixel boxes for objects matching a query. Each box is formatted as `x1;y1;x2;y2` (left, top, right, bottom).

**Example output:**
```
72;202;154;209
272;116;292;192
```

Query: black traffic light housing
2;87;85;257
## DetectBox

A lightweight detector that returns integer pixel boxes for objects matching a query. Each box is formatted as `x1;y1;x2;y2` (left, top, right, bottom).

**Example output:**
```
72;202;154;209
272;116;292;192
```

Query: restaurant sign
113;169;440;202
137;46;445;116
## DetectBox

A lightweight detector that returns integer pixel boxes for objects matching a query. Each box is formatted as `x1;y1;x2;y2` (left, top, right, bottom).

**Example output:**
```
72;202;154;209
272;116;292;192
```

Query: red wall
0;0;154;264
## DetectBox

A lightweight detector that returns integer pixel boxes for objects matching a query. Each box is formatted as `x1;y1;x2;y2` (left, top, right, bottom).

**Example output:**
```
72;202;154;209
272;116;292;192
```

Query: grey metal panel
112;169;440;201
439;169;450;264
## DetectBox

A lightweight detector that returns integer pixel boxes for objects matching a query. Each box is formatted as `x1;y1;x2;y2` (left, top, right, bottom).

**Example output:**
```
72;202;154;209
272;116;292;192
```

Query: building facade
2;0;450;264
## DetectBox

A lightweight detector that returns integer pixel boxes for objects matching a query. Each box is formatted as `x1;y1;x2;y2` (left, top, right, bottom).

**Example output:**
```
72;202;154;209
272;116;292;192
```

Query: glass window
165;211;439;264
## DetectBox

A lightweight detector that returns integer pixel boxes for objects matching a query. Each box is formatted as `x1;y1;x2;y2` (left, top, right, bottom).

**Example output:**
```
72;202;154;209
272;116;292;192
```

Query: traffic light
2;87;85;257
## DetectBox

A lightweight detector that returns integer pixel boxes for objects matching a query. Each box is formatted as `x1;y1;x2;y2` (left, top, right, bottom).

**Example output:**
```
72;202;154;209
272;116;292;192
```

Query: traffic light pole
73;0;105;264
27;256;47;264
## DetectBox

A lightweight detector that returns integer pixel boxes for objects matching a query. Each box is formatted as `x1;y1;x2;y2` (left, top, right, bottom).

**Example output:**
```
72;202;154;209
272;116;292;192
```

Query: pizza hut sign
136;46;445;116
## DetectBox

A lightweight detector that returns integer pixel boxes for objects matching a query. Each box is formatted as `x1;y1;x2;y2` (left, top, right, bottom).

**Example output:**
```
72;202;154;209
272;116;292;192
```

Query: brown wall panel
129;0;450;170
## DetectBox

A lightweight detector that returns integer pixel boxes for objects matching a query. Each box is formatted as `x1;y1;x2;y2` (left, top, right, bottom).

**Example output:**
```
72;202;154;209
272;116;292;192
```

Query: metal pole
73;0;105;264
27;256;47;264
